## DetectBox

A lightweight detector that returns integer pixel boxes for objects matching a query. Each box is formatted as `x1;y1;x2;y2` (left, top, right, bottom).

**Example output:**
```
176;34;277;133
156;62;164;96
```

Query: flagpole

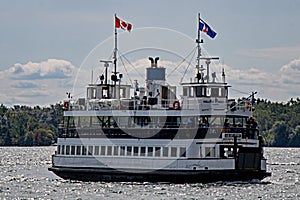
114;14;118;99
196;13;203;83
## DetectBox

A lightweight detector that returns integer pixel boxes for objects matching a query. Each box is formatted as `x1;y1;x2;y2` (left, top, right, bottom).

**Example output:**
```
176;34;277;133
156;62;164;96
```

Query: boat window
127;146;132;156
220;88;225;97
171;147;177;157
163;147;169;157
100;146;106;156
102;88;108;98
114;146;118;156
107;146;112;156
206;88;211;96
82;146;87;156
94;146;99;156
205;147;215;157
61;145;65;155
71;146;76;155
155;147;161;157
140;147;146;157
234;117;244;127
189;87;194;97
57;145;61;155
195;86;206;97
76;146;81;155
88;146;93;156
180;147;186;157
120;146;125;156
211;88;219;97
133;146;139;156
66;145;70;155
147;147;153;157
92;88;97;99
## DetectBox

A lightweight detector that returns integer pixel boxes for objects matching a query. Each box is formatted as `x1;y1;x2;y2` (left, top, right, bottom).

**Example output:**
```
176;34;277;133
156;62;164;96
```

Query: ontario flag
115;16;132;32
199;18;217;39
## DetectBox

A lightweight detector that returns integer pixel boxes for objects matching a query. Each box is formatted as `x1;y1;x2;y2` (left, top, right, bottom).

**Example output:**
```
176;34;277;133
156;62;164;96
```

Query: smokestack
154;57;159;68
149;57;154;68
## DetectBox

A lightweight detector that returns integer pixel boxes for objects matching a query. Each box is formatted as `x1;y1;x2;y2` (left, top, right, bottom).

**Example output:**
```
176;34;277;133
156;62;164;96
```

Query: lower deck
53;137;265;171
51;137;270;182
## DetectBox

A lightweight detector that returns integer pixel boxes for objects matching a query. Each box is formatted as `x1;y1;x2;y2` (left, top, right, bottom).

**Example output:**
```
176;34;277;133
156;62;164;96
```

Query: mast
113;14;118;99
196;13;203;83
114;14;117;79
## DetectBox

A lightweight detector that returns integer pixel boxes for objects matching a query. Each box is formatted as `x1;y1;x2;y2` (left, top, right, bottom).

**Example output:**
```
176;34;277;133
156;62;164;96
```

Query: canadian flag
115;16;132;32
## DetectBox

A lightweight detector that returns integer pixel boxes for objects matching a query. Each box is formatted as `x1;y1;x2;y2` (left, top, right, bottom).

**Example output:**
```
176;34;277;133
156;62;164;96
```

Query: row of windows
183;86;227;98
57;145;186;158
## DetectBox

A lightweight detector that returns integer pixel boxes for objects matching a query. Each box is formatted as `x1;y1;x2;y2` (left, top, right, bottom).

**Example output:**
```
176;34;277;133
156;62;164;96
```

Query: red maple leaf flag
115;16;132;32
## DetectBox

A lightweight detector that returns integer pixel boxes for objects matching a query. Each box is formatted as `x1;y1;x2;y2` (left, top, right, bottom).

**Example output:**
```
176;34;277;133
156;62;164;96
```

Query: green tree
289;126;300;147
33;128;54;146
271;121;290;147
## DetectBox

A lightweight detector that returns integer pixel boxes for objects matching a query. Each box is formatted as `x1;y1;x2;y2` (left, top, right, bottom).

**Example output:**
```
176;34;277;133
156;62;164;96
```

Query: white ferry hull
49;149;270;183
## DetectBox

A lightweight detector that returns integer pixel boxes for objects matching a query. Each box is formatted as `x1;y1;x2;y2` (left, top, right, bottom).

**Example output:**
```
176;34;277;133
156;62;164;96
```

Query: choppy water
0;147;299;199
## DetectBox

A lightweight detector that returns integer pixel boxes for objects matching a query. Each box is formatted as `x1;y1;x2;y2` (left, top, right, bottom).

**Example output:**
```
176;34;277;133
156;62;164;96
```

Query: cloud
6;59;75;80
11;81;39;89
0;59;78;106
278;57;300;86
214;59;300;101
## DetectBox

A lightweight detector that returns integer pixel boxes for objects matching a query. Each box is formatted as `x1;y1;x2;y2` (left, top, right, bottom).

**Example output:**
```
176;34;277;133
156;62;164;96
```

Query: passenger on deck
246;117;258;138
200;118;209;128
222;119;230;133
247;117;258;129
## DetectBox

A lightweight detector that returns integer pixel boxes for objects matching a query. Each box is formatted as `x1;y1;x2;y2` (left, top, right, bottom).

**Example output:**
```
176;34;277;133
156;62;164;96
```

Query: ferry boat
48;15;271;183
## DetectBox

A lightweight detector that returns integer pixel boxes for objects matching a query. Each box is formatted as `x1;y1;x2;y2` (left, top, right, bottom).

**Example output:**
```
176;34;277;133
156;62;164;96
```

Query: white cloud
279;57;300;84
0;59;78;106
5;59;75;80
212;59;300;101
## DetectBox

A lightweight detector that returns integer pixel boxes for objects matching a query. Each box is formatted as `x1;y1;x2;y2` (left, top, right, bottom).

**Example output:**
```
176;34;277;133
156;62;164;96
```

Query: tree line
0;98;299;146
0;104;63;146
253;98;300;147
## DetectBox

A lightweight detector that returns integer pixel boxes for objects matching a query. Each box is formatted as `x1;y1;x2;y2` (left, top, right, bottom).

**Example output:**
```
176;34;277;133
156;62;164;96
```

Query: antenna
100;60;112;85
200;57;219;83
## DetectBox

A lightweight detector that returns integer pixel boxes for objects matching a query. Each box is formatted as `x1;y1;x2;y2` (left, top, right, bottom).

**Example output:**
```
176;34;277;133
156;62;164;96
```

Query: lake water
0;147;299;199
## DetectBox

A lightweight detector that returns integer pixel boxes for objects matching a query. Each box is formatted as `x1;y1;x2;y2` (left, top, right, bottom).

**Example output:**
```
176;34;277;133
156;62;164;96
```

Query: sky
1;0;300;106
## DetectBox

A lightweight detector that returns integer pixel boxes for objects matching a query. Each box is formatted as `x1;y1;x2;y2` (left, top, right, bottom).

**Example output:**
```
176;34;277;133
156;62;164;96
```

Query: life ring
173;100;181;110
246;101;252;111
63;100;69;111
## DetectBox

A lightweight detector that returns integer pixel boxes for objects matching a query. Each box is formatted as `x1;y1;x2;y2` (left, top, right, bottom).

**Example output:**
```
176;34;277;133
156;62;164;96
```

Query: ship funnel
154;57;159;68
149;57;155;68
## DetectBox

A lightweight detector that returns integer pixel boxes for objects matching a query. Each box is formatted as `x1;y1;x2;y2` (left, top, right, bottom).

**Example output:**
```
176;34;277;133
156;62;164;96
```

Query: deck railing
65;97;252;112
58;124;259;140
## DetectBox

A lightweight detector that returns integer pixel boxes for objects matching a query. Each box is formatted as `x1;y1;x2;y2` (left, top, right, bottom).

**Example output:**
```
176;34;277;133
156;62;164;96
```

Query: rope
167;46;197;79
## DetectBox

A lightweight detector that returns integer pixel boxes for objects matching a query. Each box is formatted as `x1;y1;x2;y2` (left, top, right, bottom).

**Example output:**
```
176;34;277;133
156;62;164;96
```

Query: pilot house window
205;147;215;157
